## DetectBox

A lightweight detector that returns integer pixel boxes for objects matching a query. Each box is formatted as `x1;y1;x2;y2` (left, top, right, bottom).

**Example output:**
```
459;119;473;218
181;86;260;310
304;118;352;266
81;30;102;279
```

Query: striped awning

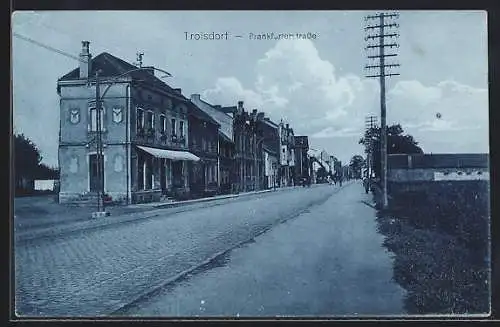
137;145;200;162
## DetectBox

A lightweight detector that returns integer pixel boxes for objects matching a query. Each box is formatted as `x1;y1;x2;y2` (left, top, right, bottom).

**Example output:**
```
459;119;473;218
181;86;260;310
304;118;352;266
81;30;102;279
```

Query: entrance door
172;161;183;188
160;159;166;193
89;154;104;192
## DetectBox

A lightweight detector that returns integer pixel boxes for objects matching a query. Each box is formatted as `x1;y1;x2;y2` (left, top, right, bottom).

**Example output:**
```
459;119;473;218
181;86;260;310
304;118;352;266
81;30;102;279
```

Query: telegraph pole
365;115;377;179
95;70;103;213
364;12;400;209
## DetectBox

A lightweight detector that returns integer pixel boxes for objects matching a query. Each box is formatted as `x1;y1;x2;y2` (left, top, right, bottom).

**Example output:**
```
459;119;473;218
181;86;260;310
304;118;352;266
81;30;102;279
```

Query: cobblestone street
15;184;345;317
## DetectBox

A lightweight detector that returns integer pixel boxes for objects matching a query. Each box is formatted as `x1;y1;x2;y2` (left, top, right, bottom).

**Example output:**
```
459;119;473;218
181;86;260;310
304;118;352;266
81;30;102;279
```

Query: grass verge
374;181;490;314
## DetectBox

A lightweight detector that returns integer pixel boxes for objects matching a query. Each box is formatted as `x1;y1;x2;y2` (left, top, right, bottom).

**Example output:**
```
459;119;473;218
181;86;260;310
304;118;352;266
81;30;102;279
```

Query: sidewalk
14;184;311;243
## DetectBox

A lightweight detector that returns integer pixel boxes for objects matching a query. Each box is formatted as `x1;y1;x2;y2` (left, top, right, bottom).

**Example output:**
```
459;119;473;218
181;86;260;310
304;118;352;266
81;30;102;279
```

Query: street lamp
89;66;172;218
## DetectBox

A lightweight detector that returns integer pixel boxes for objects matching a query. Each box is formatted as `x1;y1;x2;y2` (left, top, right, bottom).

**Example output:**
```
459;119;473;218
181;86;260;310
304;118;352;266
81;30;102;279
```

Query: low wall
388;168;489;183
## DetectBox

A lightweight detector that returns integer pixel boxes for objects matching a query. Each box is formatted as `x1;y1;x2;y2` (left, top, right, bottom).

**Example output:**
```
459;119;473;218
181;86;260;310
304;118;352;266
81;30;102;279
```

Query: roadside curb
15;186;306;243
151;188;274;209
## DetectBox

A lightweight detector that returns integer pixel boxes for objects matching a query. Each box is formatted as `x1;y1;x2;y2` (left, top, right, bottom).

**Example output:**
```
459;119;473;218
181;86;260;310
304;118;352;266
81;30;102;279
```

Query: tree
349;155;365;179
358;123;423;178
37;163;59;179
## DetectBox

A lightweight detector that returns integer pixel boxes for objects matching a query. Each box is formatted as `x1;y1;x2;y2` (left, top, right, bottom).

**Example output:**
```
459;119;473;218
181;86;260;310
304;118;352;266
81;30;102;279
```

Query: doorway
172;161;183;188
89;153;104;192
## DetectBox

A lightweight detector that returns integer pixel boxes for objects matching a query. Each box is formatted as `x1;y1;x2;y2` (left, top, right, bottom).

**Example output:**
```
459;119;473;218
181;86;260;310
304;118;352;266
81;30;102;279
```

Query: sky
12;10;489;167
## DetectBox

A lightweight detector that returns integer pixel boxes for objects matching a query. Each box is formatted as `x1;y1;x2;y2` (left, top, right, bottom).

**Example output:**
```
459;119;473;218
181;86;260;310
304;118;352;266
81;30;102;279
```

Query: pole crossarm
368;54;397;59
365;63;400;70
365;23;399;30
365;73;400;78
365;13;399;20
365;33;399;40
366;43;399;49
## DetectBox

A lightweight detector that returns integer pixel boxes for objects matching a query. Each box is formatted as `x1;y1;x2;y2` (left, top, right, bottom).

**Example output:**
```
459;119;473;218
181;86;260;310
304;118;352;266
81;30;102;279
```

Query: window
171;119;176;136
160;115;166;134
180;121;184;137
137;108;144;131
139;155;154;190
90;107;105;131
146;111;154;130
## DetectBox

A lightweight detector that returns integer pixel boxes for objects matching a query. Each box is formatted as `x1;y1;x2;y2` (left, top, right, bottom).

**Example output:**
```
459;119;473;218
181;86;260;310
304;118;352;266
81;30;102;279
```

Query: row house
278;122;296;186
57;42;199;204
187;102;220;198
260;117;280;189
194;97;267;193
294;136;310;182
190;94;236;194
232;104;264;192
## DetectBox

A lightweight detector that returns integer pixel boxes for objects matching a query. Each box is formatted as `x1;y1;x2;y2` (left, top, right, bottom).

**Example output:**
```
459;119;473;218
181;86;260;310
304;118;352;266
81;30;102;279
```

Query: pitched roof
262;118;279;129
192;98;234;142
188;101;220;127
262;143;278;155
58;52;185;100
218;130;233;144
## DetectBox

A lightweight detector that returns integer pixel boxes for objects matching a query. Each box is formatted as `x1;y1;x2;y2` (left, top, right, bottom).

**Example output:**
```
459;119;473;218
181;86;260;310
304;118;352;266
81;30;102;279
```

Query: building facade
57;42;199;204
260;117;280;189
220;102;257;192
278;122;296;186
187;102;220;198
294;136;310;182
190;94;236;194
218;130;234;194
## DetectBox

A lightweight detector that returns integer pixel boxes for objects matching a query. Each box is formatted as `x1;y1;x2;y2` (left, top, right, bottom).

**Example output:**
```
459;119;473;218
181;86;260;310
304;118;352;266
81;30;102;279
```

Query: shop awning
137;145;200;162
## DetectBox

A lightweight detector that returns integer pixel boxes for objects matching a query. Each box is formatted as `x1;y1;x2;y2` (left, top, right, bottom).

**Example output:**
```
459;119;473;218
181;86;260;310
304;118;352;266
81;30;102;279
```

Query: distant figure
363;177;370;194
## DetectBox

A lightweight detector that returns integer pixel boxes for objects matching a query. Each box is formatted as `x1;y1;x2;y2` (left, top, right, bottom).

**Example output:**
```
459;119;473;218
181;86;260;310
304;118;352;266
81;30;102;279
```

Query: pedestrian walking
363;177;370;194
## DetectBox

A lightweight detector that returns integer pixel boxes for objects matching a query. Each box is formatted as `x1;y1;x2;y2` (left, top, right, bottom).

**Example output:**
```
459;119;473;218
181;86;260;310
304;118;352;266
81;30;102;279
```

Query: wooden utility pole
365;115;377;179
364;12;400;209
95;70;103;213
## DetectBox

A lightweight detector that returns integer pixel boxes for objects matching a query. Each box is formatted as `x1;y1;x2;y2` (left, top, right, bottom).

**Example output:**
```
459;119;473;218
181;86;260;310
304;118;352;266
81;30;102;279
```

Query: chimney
257;112;265;120
286;123;289;129
252;109;258;116
191;94;201;102
237;101;244;114
173;88;182;94
79;41;92;79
